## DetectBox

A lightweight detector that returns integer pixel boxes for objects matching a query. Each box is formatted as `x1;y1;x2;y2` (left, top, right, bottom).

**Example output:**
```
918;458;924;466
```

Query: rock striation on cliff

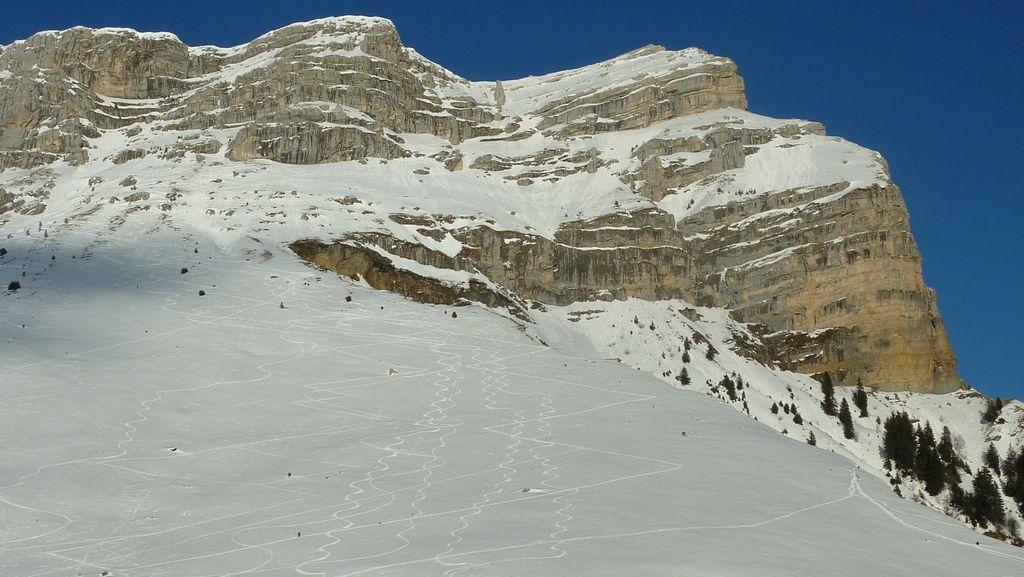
0;16;957;393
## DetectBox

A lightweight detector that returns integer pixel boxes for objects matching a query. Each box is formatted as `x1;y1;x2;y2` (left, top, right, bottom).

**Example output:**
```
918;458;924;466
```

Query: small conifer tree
984;443;1001;475
1003;449;1024;508
720;375;737;401
819;372;836;416
982;398;1003;423
853;380;869;418
914;426;945;496
967;468;1005;527
884;412;916;472
937;426;956;465
839;398;855;440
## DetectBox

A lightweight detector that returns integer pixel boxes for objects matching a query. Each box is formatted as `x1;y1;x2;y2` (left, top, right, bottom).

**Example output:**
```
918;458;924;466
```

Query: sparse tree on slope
819;372;836;416
1003;449;1024;509
937;426;957;466
705;344;717;361
839;398;855;440
984;443;1002;475
914;424;945;496
967;468;1005;528
982;398;1003;423
884;412;916;473
853;380;869;418
720;375;737;402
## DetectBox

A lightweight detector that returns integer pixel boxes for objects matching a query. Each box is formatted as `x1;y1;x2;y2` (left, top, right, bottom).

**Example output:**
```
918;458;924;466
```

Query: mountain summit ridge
2;17;1023;573
0;16;952;393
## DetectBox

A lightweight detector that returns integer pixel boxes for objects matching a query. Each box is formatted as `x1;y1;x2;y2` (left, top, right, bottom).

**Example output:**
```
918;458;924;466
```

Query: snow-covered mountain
1;16;1022;575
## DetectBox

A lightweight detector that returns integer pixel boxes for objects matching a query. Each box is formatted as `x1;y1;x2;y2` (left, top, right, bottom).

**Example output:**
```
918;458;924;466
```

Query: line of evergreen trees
817;372;866;440
1003;448;1024;512
883;412;1013;530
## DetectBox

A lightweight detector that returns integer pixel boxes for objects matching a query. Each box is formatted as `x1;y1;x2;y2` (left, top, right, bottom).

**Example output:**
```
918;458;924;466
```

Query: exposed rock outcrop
0;16;959;394
227;123;409;163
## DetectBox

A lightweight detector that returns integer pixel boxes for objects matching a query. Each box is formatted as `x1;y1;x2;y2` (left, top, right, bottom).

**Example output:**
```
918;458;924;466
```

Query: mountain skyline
1;0;1020;399
2;12;1024;573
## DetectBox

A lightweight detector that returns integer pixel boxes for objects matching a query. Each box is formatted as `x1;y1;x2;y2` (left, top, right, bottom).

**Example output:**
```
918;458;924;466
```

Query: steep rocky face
301;179;957;393
0;18;501;170
0;16;958;393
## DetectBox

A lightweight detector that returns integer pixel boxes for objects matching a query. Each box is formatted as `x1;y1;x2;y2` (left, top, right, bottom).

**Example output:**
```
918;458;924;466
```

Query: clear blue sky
3;1;1021;398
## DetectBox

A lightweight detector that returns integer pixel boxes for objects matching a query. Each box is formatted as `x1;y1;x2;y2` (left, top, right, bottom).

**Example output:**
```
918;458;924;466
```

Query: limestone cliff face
311;181;956;393
0;16;958;393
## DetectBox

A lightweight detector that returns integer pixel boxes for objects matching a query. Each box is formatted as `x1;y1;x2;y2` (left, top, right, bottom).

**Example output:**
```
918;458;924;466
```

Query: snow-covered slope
531;299;1024;529
1;15;1021;574
2;218;1023;576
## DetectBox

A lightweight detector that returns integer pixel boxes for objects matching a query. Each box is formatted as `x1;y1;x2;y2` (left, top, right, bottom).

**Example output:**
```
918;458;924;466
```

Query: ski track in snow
2;218;1024;576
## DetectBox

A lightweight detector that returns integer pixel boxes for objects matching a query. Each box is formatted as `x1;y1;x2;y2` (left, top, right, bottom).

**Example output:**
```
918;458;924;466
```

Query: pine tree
770;402;779;415
967;468;1005;527
676;367;691;386
914;423;935;476
914;424;944;496
807;431;817;446
720;375;737;402
853;380;869;418
937;426;956;465
682;350;690;363
792;407;803;425
936;425;965;490
949;482;967;514
819;372;836;416
705;345;717;361
982;398;1003;423
839;398;855;440
921;422;936;449
984;443;1001;475
923;456;946;496
883;412;916;472
1003;449;1024;509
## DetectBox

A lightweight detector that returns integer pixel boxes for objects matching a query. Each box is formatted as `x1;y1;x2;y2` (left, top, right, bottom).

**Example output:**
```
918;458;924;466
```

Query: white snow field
0;18;1021;573
2;218;1024;576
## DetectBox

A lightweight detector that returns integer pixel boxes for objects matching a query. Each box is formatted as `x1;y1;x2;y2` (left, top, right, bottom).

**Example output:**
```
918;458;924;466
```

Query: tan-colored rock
540;59;747;137
0;17;961;394
295;173;957;394
227;123;409;163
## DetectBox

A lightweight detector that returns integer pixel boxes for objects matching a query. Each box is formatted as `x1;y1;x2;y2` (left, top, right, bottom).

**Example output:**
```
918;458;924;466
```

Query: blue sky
2;0;1021;398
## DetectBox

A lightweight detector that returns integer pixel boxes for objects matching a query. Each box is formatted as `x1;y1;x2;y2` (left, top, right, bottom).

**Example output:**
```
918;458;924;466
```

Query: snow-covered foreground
2;223;1024;576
